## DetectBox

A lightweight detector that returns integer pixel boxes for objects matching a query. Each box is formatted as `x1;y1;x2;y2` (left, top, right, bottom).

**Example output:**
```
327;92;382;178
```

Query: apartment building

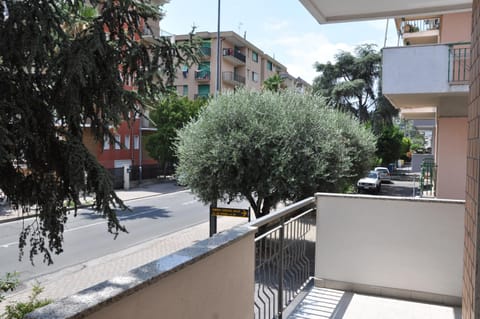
82;4;164;172
171;31;302;99
380;12;471;200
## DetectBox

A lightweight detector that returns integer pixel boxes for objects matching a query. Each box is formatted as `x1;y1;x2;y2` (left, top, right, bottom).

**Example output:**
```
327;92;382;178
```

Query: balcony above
399;17;441;45
222;71;246;86
382;43;469;110
222;48;246;66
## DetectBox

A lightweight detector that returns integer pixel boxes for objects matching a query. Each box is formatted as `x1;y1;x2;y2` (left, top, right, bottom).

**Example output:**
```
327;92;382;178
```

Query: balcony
27;193;464;319
194;70;211;82
222;71;246;86
223;48;246;66
400;17;441;45
198;47;211;60
382;43;470;109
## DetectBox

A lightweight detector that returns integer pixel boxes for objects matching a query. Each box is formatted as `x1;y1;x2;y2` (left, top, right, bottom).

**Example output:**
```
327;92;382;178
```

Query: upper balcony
382;42;470;110
398;17;441;45
223;48;246;66
27;193;464;319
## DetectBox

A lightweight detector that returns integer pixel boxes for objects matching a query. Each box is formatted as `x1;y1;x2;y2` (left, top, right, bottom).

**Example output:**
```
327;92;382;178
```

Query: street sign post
209;206;250;236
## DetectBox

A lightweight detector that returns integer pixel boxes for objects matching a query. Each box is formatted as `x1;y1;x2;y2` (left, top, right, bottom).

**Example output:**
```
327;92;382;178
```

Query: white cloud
263;20;290;31
269;32;354;84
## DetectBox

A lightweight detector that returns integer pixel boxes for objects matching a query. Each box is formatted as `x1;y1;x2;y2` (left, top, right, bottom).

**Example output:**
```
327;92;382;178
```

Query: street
0;188;249;283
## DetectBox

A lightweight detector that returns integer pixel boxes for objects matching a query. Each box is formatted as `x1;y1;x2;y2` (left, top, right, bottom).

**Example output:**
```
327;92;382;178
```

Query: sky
160;0;400;84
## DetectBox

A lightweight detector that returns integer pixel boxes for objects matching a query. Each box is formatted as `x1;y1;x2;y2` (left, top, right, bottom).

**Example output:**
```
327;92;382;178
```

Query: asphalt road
379;179;420;197
0;189;249;283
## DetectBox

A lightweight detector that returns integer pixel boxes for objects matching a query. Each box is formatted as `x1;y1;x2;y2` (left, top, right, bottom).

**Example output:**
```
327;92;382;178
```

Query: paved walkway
0;182;246;313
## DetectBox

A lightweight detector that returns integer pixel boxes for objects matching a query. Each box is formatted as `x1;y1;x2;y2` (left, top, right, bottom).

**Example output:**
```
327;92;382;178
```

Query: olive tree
176;90;376;218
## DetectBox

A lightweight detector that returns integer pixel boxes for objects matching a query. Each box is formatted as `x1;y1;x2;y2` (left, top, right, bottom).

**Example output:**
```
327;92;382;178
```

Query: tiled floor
288;287;461;319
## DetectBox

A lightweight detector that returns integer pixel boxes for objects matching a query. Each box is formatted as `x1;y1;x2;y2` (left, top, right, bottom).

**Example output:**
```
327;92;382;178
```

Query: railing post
277;224;284;319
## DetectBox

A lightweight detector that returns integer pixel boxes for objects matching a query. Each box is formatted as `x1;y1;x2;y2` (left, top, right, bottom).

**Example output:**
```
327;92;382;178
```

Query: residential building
171;31;304;99
83;3;165;173
381;12;471;200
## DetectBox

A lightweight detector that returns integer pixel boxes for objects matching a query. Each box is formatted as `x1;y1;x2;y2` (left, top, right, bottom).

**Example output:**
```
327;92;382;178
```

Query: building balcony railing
223;48;246;65
194;70;211;82
401;17;440;34
222;71;246;86
448;42;471;83
400;17;441;45
194;93;209;100
382;43;470;108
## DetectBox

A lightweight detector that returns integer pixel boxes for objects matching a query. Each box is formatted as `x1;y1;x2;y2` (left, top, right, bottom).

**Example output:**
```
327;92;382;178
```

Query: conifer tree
0;0;197;264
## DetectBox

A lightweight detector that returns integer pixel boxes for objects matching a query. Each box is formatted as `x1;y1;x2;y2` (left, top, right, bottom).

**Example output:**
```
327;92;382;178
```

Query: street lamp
215;0;221;95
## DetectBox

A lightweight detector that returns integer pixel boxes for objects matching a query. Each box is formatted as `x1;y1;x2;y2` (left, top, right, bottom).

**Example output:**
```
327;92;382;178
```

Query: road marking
1;241;18;248
181;200;197;206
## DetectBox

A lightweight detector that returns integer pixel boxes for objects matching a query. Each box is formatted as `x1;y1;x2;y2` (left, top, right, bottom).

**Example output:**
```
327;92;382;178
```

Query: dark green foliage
0;0;197;264
263;74;284;92
145;93;205;175
313;44;380;123
313;44;399;128
176;90;376;218
376;125;404;165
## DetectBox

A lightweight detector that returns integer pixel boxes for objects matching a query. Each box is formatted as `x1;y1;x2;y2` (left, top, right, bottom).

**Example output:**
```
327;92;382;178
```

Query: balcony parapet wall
315;193;464;306
25;225;256;319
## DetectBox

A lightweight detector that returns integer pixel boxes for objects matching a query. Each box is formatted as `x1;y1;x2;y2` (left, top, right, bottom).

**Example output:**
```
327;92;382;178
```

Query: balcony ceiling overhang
299;0;472;23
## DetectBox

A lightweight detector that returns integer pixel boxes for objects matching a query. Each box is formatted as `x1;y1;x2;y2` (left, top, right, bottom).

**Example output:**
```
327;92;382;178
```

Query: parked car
357;171;381;194
374;166;391;182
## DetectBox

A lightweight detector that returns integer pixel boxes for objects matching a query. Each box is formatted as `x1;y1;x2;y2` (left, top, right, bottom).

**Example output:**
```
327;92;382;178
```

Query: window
252;51;258;63
134;135;139;150
182;85;188;96
252;71;259;83
114;134;121;150
103;136;110;150
124;135;130;150
267;61;273;71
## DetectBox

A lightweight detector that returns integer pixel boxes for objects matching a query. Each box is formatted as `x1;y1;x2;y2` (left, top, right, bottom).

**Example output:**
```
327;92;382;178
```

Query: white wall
383;45;467;96
315;194;464;303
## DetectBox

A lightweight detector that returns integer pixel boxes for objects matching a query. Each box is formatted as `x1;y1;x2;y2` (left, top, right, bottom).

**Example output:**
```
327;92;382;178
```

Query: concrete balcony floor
288;287;461;319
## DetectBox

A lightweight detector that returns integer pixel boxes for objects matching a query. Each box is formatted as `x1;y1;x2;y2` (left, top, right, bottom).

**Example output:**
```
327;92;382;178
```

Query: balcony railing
251;198;316;319
194;70;211;81
222;71;246;85
448;42;471;83
420;158;437;197
223;48;246;64
194;93;209;100
199;47;211;58
401;17;440;34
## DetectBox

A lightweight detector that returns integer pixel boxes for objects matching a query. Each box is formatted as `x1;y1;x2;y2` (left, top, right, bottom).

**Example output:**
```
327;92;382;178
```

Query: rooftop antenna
238;22;243;34
244;31;247;39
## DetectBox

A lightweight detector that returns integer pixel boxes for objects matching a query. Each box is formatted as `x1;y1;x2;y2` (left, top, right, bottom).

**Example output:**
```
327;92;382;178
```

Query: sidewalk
0;182;247;313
